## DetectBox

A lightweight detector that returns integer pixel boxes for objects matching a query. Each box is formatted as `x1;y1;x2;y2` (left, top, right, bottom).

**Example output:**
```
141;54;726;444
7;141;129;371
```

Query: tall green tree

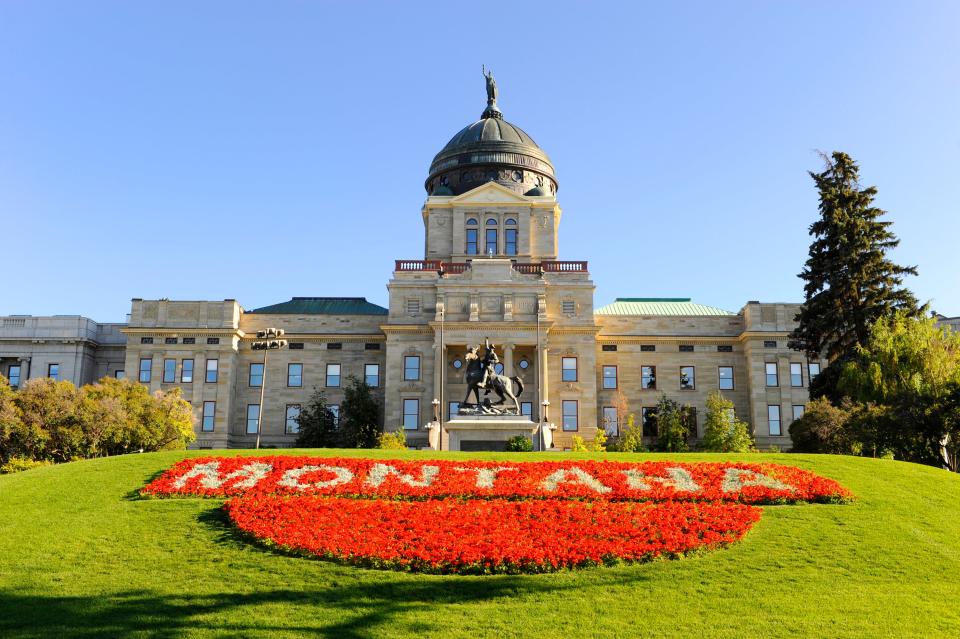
702;391;754;453
295;388;339;448
789;151;919;399
338;376;381;449
654;395;690;452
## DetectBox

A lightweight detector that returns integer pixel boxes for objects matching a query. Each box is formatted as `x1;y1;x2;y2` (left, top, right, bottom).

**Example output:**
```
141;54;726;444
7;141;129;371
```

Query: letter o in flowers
278;465;354;490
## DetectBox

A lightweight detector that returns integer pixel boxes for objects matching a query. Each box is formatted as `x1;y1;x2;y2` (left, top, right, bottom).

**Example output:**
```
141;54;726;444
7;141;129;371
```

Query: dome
425;75;558;196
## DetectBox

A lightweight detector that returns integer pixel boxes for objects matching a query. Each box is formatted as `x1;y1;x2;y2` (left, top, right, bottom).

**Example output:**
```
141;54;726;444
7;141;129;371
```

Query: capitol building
0;82;827;451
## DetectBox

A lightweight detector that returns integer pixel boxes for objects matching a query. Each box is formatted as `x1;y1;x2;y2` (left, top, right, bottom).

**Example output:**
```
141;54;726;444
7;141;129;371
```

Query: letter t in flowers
452;466;519;489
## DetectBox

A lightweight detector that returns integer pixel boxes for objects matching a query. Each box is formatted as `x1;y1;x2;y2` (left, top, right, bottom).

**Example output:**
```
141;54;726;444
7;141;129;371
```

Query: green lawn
1;449;958;638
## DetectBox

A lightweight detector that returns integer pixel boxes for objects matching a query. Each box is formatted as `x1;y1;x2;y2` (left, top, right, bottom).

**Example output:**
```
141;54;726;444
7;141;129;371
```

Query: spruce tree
789;151;919;398
339;376;381;448
295;388;339;448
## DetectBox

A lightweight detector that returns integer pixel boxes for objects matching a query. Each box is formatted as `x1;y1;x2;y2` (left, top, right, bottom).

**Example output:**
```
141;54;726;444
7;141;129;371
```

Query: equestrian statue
461;338;524;415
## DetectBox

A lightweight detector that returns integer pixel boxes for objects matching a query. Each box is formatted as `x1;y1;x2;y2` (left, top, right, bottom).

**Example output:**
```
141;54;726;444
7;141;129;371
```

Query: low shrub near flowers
142;456;851;574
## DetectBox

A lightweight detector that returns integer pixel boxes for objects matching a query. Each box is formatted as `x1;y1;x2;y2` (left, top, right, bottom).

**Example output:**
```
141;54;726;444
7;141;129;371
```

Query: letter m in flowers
172;461;273;491
364;464;440;488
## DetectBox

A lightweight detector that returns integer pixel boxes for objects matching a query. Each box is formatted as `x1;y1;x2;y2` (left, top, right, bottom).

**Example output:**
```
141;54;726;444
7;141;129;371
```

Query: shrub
571;435;588;452
571;432;605;452
296;389;339;448
505;435;533;452
702;391;755;453
655;396;690;452
0;456;52;474
377;430;407;450
339;376;381;449
610;414;646;452
789;397;859;455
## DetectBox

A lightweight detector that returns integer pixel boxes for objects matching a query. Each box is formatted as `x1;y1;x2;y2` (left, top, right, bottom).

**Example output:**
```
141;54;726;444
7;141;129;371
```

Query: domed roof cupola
425;69;558;197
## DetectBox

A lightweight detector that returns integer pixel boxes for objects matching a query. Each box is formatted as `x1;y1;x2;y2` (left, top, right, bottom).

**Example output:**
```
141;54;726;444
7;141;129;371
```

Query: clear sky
2;1;958;322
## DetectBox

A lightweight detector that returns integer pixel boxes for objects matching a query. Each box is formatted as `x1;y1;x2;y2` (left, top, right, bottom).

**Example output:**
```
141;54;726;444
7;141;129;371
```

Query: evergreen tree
339;376;381;448
295;388;339;448
789;151;919;399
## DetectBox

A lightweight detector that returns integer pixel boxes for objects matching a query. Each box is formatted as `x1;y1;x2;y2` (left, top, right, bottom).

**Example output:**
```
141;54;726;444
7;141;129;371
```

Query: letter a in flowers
172;461;273;490
541;467;612;494
277;465;354;490
622;467;701;492
721;468;796;493
364;464;440;488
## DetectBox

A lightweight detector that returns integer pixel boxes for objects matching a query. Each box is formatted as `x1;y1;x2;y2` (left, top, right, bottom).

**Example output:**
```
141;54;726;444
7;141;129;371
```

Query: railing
512;263;542;275
542;261;588;273
395;260;442;272
441;262;469;274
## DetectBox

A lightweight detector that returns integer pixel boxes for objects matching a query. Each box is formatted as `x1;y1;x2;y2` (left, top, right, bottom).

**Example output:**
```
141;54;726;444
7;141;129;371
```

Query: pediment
449;182;530;205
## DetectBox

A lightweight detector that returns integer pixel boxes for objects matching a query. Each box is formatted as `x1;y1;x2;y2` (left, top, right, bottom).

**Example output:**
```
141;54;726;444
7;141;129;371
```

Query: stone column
502;343;514;377
18;356;31;383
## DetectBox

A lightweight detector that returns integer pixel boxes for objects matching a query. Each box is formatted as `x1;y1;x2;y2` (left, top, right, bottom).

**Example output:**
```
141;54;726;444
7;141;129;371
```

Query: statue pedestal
444;415;537;452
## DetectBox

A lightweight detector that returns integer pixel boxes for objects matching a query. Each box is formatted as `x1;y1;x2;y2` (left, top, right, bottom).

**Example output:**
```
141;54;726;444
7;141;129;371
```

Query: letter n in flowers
541;467;612;494
172;461;273;490
364;464;440;488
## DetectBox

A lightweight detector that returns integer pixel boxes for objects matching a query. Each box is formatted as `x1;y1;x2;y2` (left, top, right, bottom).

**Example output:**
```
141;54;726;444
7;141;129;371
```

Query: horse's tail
512;376;524;397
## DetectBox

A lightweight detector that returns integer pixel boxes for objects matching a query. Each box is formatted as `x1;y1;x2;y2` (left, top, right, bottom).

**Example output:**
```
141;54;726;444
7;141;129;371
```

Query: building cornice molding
121;327;244;338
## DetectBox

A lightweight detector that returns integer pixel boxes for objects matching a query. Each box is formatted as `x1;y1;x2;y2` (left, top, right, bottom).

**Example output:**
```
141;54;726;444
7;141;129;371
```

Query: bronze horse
462;344;524;414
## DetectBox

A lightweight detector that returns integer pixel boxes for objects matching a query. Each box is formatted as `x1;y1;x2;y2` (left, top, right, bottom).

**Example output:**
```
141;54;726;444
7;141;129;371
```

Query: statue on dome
482;65;498;104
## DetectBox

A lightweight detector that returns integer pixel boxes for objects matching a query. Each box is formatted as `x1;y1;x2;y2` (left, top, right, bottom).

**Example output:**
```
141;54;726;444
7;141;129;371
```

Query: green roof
248;297;388;315
595;298;735;316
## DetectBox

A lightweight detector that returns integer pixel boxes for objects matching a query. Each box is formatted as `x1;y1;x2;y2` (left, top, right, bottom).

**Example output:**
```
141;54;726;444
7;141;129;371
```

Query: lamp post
541;399;550;451
251;328;288;450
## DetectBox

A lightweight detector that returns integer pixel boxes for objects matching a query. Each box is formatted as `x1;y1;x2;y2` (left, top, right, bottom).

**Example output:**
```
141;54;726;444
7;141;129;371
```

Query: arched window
465;218;478;255
486;219;498;225
504;219;518;255
485;219;498;255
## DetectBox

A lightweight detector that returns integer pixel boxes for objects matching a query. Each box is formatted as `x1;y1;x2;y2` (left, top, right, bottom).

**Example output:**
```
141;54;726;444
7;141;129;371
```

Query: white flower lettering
622;467;700;492
722;468;795;493
541;467;612;494
172;461;273;490
452;466;519;489
365;464;440;488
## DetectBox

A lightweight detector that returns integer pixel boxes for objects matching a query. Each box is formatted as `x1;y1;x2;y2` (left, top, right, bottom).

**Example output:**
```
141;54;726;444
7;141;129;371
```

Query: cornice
121;327;244;338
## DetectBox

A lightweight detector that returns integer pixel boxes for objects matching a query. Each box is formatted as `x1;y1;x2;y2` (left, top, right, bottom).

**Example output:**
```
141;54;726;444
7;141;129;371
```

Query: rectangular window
601;344;617;352
642;365;657;389
365;342;381;350
561;400;578;432
466;228;478;255
602;406;618;436
141;337;154;344
764;340;777;348
289;342;304;350
680;366;695;390
718;366;734;390
642;407;658;437
181;359;194;383
207;337;219;345
520;401;533;419
202;401;216;432
602;365;617;389
329;405;340;427
640;344;656;352
485;228;498;255
182;337;196;345
163;359;176;383
323;363;337;387
327;342;342;350
249;363;264;387
114;370;125;379
289;363;304;387
402;398;419;430
717;345;733;353
47;363;60;380
205;359;218;383
765;362;778;387
285;404;301;434
365;363;380;387
768;405;782;436
7;365;21;389
448;401;460;420
792;405;805;421
139;358;152;383
246;404;260;434
504;228;518;255
682;406;698;434
165;337;178;345
404;355;420;381
561;300;576;314
809;362;821;380
561;357;577;382
790;363;803;387
679;344;694;352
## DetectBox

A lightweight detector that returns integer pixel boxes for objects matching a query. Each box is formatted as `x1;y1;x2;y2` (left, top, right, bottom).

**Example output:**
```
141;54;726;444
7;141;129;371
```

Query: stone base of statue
443;414;539;452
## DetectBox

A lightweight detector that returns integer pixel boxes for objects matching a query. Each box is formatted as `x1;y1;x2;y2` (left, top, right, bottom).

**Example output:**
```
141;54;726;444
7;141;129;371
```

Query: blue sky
1;1;958;321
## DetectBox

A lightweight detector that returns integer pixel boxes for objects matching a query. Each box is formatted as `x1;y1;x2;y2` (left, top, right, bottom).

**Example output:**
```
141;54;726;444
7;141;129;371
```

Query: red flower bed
143;456;850;573
141;457;850;504
225;495;763;574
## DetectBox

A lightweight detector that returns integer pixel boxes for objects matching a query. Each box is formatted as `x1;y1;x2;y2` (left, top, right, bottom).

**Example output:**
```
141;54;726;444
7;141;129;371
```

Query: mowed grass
1;450;959;639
